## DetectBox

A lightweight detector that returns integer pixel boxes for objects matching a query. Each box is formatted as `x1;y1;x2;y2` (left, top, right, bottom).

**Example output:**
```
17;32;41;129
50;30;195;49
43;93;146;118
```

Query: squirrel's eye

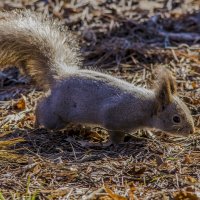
173;115;181;123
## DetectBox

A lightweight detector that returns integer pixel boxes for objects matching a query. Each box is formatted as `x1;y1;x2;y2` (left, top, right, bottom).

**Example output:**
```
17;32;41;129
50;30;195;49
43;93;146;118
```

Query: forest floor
0;0;200;199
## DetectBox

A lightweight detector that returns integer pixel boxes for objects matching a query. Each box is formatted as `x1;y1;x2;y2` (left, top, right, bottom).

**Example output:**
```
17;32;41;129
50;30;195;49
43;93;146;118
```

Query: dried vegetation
0;0;200;199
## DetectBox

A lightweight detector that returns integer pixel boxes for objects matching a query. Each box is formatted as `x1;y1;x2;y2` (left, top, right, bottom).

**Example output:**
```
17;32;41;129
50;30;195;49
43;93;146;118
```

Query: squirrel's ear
168;72;177;95
154;67;176;112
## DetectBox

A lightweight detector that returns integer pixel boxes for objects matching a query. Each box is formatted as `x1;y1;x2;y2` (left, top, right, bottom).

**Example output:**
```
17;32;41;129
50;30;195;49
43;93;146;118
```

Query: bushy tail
0;10;81;90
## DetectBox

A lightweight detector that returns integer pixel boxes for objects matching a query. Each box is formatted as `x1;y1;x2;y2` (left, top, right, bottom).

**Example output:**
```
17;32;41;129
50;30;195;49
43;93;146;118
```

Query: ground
0;0;200;199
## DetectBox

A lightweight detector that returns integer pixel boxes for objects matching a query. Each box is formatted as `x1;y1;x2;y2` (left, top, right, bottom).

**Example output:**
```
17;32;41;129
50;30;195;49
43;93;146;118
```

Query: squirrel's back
0;10;81;90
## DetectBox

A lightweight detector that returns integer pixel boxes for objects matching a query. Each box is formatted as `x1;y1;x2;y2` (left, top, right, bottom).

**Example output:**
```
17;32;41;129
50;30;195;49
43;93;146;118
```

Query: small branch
158;31;200;42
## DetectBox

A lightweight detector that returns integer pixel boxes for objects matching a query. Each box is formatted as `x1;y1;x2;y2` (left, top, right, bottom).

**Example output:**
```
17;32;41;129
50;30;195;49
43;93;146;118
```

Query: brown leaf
14;98;26;110
104;186;127;200
192;82;198;89
32;164;41;175
128;183;138;200
185;176;198;184
174;189;200;200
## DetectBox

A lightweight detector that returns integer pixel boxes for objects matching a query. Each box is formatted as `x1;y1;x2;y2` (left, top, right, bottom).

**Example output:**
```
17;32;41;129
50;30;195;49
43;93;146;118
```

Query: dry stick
175;51;200;65
84;187;106;200
158;31;200;42
70;142;77;161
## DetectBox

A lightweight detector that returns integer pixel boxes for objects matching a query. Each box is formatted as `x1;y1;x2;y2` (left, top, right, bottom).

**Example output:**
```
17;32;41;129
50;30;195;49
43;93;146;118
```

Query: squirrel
0;10;195;144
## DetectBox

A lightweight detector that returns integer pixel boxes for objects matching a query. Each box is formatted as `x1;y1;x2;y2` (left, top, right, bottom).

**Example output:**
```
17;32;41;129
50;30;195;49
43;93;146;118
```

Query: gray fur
36;70;195;144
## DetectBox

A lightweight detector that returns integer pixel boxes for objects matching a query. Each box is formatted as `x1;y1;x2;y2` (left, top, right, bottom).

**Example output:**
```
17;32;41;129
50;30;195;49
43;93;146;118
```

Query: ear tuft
168;73;177;95
154;67;177;112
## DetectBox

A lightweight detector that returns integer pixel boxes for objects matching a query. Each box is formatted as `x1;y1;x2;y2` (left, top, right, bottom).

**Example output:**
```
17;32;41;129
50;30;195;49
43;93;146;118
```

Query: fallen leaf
185;176;198;184
32;164;41;175
174;189;200;200
104;186;127;200
14;98;26;110
128;182;138;200
192;82;198;89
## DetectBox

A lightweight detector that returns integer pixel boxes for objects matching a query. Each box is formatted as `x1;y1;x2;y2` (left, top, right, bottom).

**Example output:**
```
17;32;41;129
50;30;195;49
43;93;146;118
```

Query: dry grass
0;0;200;199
